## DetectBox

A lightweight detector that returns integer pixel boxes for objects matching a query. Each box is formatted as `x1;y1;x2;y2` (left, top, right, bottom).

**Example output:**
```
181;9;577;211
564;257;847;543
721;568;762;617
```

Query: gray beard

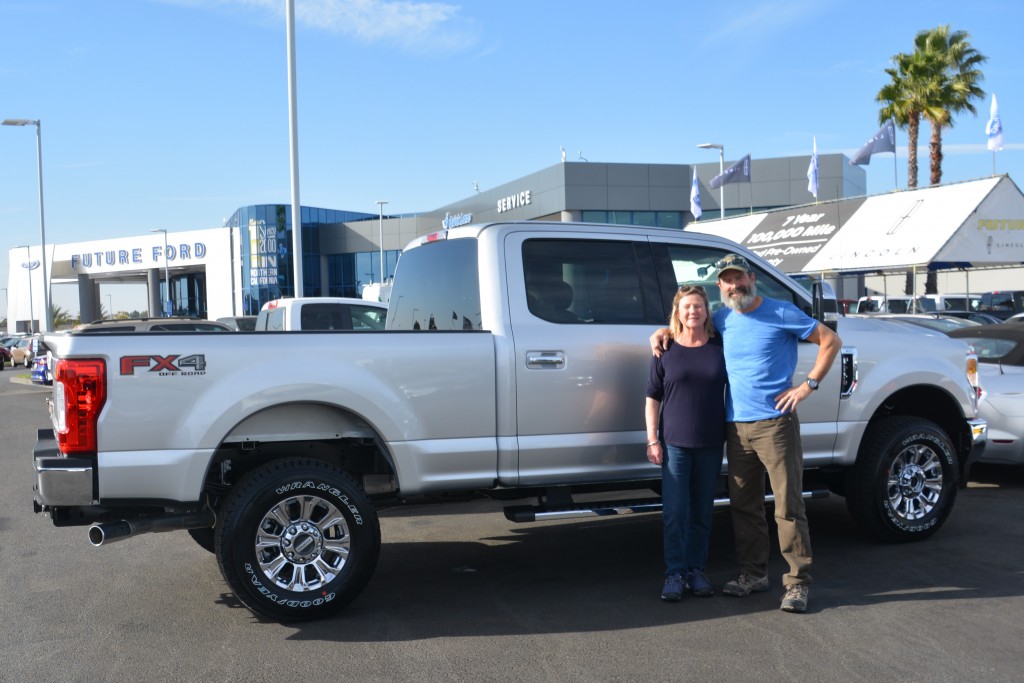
723;284;757;312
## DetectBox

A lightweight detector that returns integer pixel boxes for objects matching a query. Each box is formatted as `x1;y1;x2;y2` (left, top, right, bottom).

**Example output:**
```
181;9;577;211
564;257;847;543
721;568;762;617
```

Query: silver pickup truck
32;221;986;621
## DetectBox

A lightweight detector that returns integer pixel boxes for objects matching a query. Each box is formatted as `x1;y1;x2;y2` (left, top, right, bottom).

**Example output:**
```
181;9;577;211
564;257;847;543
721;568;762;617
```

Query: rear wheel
846;416;958;542
215;458;380;621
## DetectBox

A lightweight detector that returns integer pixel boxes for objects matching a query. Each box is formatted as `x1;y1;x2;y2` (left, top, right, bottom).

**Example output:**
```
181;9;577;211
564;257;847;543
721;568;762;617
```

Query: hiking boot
686;569;714;597
660;573;684;602
721;573;769;597
780;584;809;613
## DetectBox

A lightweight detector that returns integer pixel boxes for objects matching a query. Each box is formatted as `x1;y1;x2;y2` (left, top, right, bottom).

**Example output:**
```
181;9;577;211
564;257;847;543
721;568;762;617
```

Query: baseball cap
714;253;753;277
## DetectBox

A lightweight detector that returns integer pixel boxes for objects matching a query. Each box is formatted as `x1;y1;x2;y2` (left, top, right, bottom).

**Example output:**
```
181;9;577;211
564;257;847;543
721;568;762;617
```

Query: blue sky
2;0;1022;315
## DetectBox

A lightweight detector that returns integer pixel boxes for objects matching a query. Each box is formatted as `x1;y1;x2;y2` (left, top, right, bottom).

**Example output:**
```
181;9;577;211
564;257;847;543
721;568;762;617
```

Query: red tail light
53;359;106;454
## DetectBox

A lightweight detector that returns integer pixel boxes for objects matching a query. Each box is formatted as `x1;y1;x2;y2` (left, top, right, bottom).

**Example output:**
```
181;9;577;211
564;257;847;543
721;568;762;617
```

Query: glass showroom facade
227;204;388;314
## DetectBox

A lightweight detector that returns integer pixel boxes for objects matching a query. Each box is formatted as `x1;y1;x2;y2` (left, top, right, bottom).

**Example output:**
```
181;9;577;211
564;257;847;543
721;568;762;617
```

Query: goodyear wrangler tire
215;459;381;621
845;416;958;543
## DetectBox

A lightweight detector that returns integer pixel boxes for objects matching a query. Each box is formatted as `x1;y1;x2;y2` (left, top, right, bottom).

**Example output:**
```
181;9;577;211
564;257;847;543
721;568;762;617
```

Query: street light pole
376;200;388;282
3;118;51;331
697;143;725;220
150;229;170;316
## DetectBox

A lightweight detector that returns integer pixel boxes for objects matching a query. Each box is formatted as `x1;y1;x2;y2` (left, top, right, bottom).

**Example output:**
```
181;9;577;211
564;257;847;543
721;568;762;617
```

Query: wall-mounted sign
71;242;207;270
249;219;279;286
442;212;472;229
497;190;531;213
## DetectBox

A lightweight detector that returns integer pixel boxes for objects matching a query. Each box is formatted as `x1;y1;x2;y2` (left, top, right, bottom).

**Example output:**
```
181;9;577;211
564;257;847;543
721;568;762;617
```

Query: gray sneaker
721;573;770;597
780;584;809;613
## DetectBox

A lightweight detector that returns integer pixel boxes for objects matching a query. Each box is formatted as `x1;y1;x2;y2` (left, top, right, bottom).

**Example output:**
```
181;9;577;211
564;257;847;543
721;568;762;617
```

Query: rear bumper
32;429;95;509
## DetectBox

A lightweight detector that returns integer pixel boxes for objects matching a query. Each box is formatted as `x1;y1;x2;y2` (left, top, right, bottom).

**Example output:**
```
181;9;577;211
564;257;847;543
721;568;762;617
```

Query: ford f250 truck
32;221;986;621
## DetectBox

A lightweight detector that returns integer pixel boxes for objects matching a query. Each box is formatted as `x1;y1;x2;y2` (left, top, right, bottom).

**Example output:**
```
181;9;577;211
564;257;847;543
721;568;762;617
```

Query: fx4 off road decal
120;354;207;376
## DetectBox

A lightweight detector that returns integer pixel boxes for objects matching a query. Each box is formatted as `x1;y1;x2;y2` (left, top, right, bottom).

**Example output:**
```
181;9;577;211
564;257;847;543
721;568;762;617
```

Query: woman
645;285;727;602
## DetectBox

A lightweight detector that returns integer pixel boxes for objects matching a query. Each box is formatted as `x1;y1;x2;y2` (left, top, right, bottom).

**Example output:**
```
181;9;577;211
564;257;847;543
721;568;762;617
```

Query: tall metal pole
697;143;725;220
376;200;388;282
717;147;725;220
3;119;50;331
33;121;50;330
286;0;303;297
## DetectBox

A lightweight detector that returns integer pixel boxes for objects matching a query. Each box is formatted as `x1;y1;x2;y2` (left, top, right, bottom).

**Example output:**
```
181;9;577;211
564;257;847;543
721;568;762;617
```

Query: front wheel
215;459;381;621
845;416;958;542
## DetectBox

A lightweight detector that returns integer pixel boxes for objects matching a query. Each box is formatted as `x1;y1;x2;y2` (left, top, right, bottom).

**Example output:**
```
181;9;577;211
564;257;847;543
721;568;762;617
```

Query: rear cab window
387;238;481;331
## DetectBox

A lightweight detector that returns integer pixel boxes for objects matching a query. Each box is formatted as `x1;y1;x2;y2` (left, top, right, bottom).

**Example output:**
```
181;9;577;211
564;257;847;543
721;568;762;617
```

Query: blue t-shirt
713;297;818;422
645;339;727;448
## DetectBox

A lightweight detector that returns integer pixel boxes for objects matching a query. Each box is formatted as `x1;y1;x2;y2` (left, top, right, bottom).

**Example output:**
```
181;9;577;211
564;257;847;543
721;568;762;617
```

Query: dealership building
7;154;864;332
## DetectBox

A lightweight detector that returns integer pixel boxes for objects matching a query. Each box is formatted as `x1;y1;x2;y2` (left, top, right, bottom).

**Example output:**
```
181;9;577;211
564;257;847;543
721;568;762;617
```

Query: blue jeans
662;444;722;576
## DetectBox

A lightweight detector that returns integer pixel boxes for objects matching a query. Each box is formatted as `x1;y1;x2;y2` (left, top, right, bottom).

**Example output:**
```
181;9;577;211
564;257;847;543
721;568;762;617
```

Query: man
651;253;841;613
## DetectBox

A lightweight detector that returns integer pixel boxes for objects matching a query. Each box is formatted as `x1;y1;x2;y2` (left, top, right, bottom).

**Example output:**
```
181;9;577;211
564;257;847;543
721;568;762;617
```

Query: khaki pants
726;414;812;587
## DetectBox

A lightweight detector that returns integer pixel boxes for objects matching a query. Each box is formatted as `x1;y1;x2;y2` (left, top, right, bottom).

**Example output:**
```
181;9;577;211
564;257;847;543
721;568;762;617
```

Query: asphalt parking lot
2;370;1022;682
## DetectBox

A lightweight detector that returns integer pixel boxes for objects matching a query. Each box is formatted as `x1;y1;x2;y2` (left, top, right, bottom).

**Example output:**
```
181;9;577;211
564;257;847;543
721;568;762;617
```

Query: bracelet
646;440;659;447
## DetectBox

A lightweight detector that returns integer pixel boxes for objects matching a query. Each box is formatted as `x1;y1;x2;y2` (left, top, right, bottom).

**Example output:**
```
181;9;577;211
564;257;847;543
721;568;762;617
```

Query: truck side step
503;489;829;523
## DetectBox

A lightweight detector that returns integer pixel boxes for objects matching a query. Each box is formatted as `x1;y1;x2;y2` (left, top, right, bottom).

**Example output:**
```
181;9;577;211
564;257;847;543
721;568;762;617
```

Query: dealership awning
687;175;1024;274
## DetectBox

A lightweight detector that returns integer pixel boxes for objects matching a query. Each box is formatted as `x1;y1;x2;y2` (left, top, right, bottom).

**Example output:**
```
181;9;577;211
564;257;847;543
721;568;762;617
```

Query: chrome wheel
887;444;943;521
254;494;352;592
846;416;958;542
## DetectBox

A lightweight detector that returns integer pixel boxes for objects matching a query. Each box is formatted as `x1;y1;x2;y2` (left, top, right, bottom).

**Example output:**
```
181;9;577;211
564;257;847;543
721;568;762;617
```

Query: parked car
935;310;1005;326
855;295;917;313
30;354;52;385
1005;312;1024;324
0;343;11;370
979;290;1024;320
254;297;388;331
916;293;981;312
215;315;257;331
73;317;232;333
858;313;980;334
10;335;42;368
948;324;1024;465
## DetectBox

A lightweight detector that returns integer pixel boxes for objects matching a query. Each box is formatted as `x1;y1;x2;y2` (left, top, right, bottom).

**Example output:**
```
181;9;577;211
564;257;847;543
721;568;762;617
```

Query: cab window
652;243;802;317
522;239;659;324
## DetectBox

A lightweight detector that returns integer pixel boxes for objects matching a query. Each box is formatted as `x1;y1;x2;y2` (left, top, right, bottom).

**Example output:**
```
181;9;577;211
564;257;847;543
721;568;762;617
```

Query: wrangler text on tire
845;416;958;542
214;458;381;621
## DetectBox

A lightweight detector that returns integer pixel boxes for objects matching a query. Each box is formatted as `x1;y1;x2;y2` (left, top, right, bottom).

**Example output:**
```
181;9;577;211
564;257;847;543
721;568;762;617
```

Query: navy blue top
646;338;727;448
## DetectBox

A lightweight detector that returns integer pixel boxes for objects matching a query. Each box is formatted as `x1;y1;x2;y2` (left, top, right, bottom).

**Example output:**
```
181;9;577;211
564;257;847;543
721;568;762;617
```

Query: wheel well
202;439;398;504
200;402;399;503
866;384;972;480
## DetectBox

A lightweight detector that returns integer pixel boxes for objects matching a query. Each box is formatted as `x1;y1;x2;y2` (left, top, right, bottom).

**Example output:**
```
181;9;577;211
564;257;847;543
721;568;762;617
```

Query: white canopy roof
687;175;1024;274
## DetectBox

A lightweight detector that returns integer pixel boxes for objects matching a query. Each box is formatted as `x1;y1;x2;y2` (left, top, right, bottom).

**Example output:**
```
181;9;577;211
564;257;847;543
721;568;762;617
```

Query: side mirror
812;279;839;332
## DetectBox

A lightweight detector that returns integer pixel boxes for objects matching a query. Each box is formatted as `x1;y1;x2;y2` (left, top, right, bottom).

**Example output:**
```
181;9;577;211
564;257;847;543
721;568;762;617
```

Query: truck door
505;232;666;486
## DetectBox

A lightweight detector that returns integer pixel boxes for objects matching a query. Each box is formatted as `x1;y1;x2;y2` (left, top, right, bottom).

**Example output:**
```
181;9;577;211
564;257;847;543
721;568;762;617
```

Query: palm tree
50;304;75;331
877;26;986;188
877;50;937;189
916;26;987;185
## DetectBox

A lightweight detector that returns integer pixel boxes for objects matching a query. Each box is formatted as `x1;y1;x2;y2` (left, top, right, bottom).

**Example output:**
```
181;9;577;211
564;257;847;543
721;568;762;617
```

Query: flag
709;154;751;189
850;120;896;165
986;94;1004;151
689;167;702;220
806;137;819;198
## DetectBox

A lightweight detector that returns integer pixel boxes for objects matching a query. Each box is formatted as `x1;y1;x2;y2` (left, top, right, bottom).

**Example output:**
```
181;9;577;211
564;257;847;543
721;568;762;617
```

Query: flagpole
892;117;898;190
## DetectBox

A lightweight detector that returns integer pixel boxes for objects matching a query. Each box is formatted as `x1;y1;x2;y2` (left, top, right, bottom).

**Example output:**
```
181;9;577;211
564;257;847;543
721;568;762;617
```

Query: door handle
526;351;565;369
